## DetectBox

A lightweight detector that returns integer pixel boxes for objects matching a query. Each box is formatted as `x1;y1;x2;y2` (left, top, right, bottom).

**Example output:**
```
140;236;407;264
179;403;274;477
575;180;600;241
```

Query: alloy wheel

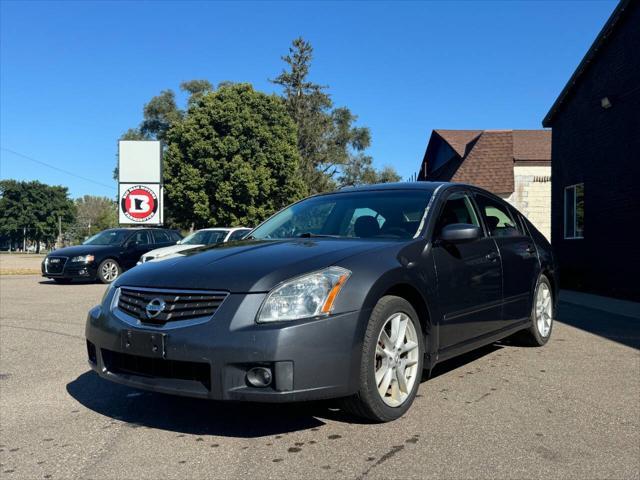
535;283;553;337
374;312;420;407
101;261;119;283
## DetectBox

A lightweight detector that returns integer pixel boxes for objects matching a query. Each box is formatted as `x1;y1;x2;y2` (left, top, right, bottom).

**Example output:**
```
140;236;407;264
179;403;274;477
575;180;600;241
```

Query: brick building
417;129;552;239
542;0;640;300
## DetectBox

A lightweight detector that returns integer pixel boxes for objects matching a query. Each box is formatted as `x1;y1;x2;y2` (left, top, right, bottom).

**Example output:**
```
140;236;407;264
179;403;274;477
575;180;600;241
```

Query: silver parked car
137;227;251;264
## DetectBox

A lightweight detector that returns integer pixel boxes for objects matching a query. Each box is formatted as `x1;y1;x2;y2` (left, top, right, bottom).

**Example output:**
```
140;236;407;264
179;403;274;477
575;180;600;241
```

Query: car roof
198;227;249;232
335;181;446;193
316;181;486;196
104;227;176;232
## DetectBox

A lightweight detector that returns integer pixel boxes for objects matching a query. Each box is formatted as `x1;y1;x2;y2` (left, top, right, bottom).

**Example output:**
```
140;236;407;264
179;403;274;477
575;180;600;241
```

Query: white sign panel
119;183;163;225
118;141;162;183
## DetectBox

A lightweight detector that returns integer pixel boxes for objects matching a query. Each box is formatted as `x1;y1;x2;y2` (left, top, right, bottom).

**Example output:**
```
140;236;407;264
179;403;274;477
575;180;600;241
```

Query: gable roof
419;129;551;196
543;0;633;126
434;130;482;157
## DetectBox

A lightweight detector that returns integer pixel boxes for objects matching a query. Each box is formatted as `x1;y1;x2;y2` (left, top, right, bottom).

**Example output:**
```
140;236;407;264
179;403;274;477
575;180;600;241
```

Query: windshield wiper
298;232;343;239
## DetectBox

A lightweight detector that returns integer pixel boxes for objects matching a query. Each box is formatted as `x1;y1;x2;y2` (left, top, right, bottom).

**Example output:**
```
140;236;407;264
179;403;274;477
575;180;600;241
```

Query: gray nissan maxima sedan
86;182;557;422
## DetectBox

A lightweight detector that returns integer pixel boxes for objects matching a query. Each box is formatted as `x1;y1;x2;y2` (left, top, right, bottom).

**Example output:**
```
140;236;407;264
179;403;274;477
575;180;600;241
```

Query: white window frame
564;183;584;240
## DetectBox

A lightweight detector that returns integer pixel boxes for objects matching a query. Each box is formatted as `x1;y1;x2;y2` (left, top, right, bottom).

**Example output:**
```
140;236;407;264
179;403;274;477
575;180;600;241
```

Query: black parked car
43;228;181;284
86;183;557;422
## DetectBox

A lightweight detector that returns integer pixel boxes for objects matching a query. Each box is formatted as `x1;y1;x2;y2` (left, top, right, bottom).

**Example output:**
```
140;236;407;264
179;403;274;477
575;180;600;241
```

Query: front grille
45;256;67;274
117;287;228;324
101;349;211;390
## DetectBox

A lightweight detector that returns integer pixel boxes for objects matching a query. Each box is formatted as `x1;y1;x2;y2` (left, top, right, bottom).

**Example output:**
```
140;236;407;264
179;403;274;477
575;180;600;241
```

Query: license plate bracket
121;330;166;359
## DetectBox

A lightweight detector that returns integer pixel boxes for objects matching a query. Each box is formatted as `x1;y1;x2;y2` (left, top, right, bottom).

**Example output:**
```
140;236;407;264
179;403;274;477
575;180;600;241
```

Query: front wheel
97;259;121;284
341;296;424;422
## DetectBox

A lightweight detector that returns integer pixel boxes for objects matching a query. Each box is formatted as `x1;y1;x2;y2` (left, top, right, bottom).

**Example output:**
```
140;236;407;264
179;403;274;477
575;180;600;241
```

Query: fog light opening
246;367;272;388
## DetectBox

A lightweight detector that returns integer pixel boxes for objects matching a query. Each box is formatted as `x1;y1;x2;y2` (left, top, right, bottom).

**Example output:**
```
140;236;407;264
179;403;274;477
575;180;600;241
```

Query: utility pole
23;226;26;252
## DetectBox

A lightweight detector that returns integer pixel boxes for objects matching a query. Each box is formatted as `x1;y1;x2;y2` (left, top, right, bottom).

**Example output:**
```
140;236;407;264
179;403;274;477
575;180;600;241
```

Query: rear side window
474;194;521;237
152;230;173;244
170;231;182;242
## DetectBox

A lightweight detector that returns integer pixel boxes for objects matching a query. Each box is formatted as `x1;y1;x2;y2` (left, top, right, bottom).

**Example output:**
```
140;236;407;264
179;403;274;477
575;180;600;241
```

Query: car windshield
250;190;433;240
181;230;228;245
83;230;129;245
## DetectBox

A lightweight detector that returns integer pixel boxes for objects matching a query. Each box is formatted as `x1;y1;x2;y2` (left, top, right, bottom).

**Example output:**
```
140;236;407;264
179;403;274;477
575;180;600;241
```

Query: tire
516;274;554;346
341;296;424;422
53;278;72;284
97;259;121;284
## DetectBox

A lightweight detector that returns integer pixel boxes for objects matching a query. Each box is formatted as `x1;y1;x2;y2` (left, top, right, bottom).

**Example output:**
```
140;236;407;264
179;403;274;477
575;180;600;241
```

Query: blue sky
0;0;617;198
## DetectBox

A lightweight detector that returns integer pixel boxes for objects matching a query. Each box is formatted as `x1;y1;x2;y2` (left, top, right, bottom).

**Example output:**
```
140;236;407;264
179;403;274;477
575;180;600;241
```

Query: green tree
114;80;215;181
272;37;399;191
0;180;75;252
69;195;118;243
164;83;307;229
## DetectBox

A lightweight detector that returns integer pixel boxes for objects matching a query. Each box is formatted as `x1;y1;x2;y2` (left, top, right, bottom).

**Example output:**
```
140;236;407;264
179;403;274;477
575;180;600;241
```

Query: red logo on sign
120;185;158;222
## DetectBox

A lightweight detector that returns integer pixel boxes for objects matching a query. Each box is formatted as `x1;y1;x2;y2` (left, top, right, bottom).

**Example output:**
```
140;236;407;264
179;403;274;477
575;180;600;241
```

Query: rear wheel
341;296;424;422
517;275;554;346
97;259;121;284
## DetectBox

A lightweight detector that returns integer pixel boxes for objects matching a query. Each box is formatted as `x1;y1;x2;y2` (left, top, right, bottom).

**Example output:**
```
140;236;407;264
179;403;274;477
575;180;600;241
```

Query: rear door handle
485;251;499;262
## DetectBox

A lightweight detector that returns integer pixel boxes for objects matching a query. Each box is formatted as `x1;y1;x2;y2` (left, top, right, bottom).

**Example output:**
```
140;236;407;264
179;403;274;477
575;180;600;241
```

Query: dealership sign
119;183;162;224
118;141;163;225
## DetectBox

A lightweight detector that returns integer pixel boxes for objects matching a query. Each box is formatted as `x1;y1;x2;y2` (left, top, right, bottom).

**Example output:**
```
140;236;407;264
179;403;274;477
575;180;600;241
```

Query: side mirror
439;223;481;243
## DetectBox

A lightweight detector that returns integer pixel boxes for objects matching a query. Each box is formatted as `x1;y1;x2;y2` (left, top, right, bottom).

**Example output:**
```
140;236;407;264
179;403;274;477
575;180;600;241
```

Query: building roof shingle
419;129;551;196
512;130;552;161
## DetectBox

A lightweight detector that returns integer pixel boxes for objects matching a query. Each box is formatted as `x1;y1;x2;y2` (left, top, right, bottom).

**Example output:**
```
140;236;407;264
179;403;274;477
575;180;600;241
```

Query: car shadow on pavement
39;280;97;286
67;343;506;436
428;343;503;380
67;371;331;437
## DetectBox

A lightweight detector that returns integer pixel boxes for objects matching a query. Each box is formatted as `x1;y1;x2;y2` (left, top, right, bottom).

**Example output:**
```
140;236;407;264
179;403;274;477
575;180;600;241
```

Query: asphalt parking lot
1;274;638;479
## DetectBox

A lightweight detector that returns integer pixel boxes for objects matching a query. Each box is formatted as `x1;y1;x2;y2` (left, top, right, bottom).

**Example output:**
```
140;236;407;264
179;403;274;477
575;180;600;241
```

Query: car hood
143;244;203;259
117;238;397;293
47;244;117;257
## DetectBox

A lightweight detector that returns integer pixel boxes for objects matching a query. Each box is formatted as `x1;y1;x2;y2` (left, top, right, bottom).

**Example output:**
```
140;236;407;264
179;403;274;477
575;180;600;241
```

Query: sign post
118;141;163;225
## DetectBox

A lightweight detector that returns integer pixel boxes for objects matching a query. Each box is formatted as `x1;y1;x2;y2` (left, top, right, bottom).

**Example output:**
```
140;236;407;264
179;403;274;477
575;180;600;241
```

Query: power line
1;147;116;191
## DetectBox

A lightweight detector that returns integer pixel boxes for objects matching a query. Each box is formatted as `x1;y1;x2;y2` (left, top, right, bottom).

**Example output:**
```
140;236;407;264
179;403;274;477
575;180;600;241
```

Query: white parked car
137;227;252;264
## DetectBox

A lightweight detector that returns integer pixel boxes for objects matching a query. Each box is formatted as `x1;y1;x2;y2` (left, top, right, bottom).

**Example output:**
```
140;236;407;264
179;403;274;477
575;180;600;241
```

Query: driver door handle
485;251;499;262
526;244;536;254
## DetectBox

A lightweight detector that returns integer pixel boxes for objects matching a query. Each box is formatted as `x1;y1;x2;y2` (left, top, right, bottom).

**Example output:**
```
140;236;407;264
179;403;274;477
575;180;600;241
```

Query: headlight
257;267;351;323
71;254;95;263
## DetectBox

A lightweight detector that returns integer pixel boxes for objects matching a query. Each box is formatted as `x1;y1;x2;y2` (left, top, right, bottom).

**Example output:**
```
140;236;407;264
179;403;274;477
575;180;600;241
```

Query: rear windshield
250;190;433;240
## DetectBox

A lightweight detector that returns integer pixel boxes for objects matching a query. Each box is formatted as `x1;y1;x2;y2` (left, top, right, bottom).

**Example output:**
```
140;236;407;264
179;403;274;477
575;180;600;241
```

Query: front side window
564;184;584;239
474;194;521;237
228;229;251;241
435;192;481;236
250;190;433;240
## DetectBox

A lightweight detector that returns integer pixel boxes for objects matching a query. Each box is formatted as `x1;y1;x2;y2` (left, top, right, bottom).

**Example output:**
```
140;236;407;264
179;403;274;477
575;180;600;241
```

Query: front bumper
85;290;366;402
42;259;98;280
